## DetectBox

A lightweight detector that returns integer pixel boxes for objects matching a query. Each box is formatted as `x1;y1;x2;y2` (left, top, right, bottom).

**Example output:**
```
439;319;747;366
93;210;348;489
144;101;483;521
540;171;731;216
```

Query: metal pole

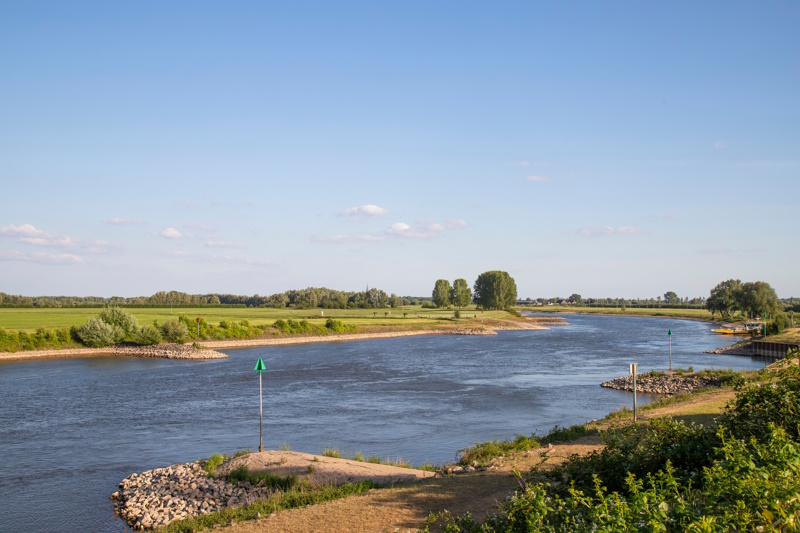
669;335;672;373
633;369;637;424
259;371;263;452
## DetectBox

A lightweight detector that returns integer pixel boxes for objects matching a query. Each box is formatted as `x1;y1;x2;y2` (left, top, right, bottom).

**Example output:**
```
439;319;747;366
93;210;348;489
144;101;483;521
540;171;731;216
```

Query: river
0;314;766;532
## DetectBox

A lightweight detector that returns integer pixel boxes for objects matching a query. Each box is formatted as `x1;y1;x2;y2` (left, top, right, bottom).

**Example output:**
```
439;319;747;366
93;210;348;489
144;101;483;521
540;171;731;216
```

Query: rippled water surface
0;314;766;532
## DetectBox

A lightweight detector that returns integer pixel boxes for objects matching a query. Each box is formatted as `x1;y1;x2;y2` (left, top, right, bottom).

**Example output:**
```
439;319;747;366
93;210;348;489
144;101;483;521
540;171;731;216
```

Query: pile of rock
111;462;271;530
601;373;724;395
448;328;498;336
114;344;228;360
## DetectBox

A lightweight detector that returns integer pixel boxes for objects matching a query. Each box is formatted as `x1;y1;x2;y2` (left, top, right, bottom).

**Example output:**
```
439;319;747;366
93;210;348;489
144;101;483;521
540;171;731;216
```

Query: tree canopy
432;279;452;308
473;270;518;310
452;279;472;308
706;279;779;319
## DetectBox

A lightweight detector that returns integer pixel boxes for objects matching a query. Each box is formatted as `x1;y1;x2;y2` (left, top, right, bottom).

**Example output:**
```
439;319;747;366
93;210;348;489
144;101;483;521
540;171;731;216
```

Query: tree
452;279;472;308
706;279;743;318
389;293;403;308
570;293;583;305
473;270;518;310
663;291;680;305
99;307;139;337
432;279;452;308
739;281;779;319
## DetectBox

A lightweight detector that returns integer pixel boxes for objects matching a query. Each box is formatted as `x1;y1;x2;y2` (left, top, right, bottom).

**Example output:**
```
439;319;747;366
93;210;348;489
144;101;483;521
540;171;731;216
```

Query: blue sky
1;1;798;299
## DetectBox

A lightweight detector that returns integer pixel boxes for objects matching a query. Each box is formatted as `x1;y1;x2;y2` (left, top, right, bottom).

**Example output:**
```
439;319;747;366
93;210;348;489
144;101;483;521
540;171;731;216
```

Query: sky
1;1;799;299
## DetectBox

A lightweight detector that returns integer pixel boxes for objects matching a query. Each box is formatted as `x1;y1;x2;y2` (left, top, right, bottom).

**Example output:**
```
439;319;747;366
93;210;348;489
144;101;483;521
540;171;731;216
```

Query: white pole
259;372;263;452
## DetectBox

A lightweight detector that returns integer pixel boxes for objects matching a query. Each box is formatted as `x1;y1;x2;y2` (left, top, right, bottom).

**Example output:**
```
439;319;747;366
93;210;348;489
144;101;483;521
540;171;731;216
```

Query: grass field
522;305;715;320
0;305;510;332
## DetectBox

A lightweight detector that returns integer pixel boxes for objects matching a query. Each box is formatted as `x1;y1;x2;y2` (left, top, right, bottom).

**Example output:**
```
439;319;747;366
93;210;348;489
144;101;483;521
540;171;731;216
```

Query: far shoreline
0;324;544;363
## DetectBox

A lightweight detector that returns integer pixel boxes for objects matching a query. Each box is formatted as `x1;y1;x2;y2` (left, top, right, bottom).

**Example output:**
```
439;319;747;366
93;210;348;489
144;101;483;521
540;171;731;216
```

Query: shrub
134;325;162;345
99;307;139;337
324;318;356;333
77;317;124;347
160;319;188;344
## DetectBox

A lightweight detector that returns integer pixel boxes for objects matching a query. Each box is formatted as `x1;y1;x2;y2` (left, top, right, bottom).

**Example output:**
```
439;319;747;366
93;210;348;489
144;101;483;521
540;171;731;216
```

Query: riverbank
0;343;229;362
0;318;558;362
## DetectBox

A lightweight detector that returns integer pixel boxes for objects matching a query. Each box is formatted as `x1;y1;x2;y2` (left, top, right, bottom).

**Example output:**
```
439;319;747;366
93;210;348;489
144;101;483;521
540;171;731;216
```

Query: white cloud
104;217;141;225
0;250;85;264
0;223;46;238
158;228;183;239
313;218;467;243
526;175;552;183
578;226;642;237
343;204;389;217
0;223;111;252
445;219;469;229
714;141;728;150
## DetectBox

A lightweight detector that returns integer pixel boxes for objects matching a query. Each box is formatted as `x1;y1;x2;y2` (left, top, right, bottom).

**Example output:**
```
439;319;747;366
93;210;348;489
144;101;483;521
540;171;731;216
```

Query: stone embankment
601;373;724;395
114;344;228;360
112;462;271;530
446;328;497;336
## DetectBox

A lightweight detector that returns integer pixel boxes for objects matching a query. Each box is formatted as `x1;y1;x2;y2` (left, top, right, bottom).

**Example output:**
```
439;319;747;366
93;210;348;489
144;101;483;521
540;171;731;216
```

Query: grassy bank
0;305;508;332
523;305;714;320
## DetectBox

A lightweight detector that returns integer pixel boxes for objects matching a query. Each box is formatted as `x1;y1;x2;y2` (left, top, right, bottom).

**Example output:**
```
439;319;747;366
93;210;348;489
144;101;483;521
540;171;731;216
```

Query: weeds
159;481;378;533
226;465;299;491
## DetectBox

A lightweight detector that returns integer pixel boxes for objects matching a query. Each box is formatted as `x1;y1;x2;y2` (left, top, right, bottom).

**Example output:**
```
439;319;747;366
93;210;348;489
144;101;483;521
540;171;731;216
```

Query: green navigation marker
668;329;672;373
255;357;266;451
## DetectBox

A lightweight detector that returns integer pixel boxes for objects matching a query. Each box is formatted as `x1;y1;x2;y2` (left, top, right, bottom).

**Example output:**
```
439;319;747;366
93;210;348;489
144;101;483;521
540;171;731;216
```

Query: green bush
134;325;162;345
160;319;188;344
99;307;139;337
324;318;356;333
77;317;124;347
426;365;800;533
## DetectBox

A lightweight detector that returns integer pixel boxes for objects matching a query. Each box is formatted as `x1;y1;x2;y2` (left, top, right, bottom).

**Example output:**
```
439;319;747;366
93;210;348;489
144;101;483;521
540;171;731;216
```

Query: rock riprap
114;344;228;360
111;462;272;530
601;373;724;395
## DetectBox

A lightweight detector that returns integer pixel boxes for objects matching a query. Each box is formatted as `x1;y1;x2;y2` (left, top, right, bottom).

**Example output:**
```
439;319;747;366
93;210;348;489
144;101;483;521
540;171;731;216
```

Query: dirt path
215;385;736;533
216;438;602;533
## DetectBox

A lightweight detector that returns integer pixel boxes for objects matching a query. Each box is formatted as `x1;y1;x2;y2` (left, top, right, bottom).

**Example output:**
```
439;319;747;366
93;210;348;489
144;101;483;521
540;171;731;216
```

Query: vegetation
473;271;518;310
159;480;378;533
0;325;78;352
76;316;124;347
426;363;800;532
706;278;781;319
452;279;472;309
432;279;452;308
225;465;299;491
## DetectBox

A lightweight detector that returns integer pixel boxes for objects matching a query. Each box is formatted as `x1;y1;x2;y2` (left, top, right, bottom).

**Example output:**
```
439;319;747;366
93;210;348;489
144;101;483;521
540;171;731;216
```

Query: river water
0;314;766;532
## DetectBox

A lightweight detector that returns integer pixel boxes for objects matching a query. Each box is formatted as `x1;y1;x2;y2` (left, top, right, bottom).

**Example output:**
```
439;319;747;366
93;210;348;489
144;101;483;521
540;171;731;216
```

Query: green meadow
0;305;509;333
526;305;714;320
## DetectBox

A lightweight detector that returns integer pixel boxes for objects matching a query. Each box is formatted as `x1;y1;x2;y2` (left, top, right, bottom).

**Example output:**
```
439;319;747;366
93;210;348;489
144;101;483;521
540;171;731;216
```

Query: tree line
431;270;518;310
0;289;433;309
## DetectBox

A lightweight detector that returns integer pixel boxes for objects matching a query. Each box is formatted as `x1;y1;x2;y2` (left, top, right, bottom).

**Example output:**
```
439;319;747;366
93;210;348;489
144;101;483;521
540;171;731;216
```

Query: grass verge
158;480;378;533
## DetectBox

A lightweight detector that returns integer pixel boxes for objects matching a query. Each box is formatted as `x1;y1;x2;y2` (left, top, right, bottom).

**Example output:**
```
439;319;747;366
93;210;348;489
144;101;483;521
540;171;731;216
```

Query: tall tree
472;270;518;310
706;279;743;318
452;279;472;308
570;293;583;304
432;279;452;308
739;281;779;318
663;291;680;305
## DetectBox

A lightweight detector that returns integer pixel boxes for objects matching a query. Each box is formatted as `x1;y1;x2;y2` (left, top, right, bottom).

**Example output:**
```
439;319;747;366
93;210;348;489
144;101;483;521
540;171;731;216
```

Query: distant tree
739;281;779;319
706;279;743;318
389;293;403;308
663;291;680;305
432;279;452;308
452;279;472;308
473;271;518;310
570;293;583;305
